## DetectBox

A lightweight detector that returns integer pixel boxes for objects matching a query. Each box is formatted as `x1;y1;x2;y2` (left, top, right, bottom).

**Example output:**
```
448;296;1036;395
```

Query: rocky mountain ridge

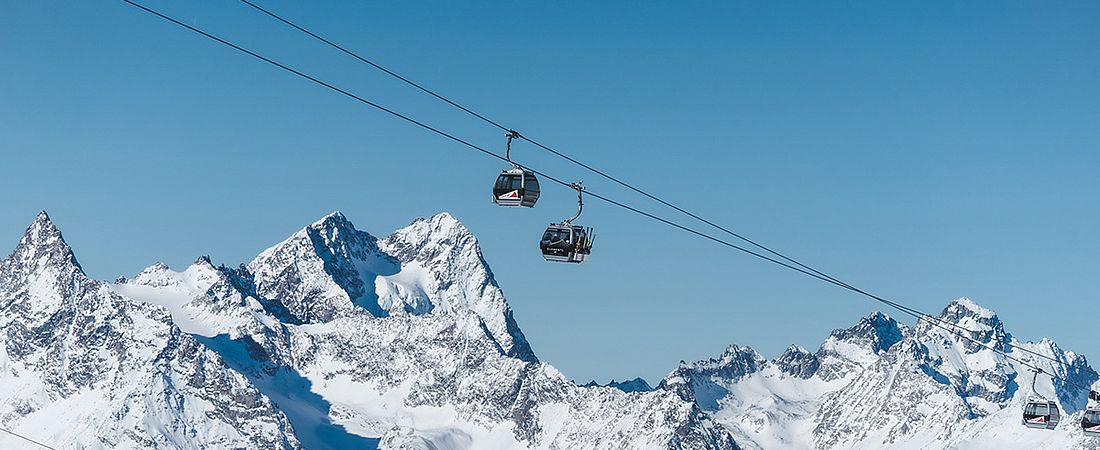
666;297;1099;449
1;210;1096;449
1;211;734;449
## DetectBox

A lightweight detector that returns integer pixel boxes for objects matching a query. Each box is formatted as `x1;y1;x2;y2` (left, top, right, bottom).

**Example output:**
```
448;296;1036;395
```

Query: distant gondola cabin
1022;400;1060;430
493;168;540;208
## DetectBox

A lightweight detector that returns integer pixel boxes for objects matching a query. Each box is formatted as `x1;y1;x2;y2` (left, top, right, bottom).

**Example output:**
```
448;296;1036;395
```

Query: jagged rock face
661;345;765;410
926;297;1011;353
583;378;654;393
115;211;735;449
247;212;534;362
248;212;399;323
815;312;906;382
811;339;973;448
378;213;535;362
774;345;819;379
0;213;300;449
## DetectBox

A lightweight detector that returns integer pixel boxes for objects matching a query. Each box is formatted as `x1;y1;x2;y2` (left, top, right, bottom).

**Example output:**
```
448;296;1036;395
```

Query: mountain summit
7;211;82;275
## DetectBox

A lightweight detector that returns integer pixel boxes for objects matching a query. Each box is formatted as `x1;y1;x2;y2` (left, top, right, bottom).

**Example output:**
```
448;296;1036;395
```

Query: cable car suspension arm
565;183;584;224
505;130;521;168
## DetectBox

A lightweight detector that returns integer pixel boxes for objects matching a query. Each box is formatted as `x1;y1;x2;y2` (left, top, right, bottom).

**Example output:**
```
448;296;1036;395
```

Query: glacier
1;210;1097;449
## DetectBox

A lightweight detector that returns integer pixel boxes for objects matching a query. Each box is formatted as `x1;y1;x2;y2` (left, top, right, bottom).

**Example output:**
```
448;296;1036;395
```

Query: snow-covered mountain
0;213;299;449
1;210;1097;449
1;211;733;449
664;299;1100;449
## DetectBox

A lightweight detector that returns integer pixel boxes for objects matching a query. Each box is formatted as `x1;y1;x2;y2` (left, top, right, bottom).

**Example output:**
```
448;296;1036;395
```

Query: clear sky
1;1;1098;384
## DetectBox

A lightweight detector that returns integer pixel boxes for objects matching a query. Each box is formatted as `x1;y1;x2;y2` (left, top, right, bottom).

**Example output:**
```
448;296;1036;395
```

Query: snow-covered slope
0;212;299;449
110;211;735;450
664;298;1100;449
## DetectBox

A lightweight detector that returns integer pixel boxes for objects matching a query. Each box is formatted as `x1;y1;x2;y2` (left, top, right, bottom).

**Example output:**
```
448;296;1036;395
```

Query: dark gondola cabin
540;224;592;263
1022;399;1060;430
1082;409;1100;435
493;168;540;208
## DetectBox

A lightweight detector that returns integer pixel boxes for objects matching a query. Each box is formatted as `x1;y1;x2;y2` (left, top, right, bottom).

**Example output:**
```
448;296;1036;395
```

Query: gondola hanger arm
505;130;521;167
565;182;585;224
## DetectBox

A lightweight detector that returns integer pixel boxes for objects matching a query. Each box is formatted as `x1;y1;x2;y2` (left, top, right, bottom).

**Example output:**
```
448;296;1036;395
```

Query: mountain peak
7;210;82;274
405;212;471;240
311;211;352;229
427;211;460;227
382;212;479;265
926;297;1009;353
940;297;997;321
829;311;905;353
680;344;765;377
24;210;64;246
247;211;389;323
775;345;820;379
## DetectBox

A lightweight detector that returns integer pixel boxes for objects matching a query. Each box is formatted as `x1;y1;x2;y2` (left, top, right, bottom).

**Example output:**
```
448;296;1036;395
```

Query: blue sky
1;1;1097;384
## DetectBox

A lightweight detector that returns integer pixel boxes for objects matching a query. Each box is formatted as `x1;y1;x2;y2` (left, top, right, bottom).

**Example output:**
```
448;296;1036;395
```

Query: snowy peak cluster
664;297;1100;449
1;210;736;449
0;213;300;449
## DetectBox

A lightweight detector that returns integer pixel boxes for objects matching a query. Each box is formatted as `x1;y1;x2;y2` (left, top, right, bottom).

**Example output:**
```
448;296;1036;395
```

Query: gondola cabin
1022;399;1060;430
493;168;540;208
1082;408;1100;435
1083;391;1100;435
540;223;592;263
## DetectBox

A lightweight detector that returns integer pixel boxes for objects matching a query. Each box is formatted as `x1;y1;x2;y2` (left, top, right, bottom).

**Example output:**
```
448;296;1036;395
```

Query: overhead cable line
233;0;1065;367
118;0;1068;382
0;427;57;450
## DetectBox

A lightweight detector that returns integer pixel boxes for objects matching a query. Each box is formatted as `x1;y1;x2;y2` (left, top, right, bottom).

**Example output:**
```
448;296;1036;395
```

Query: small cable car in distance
540;183;594;263
1022;368;1061;430
492;130;540;208
1023;399;1061;430
1081;390;1100;435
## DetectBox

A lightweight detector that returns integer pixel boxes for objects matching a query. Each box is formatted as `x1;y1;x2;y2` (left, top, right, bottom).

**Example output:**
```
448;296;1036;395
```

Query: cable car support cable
232;0;1066;367
119;0;1069;382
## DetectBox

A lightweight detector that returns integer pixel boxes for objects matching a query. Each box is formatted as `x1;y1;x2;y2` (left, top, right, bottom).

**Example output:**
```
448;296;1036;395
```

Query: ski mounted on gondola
539;183;593;264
